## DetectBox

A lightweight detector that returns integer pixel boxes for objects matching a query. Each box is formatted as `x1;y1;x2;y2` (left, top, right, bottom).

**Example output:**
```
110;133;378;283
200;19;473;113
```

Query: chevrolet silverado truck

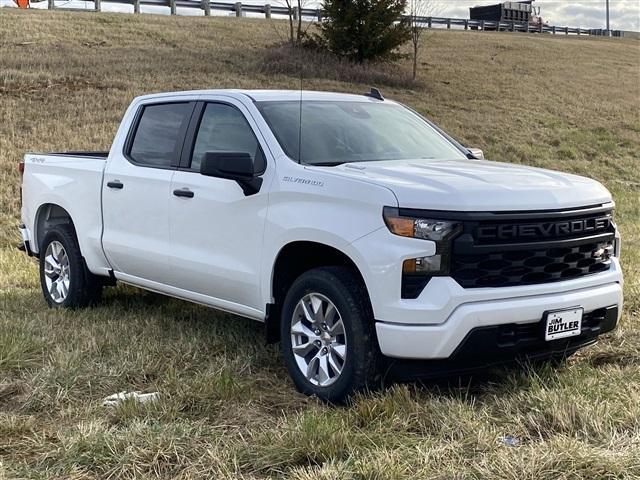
19;89;623;402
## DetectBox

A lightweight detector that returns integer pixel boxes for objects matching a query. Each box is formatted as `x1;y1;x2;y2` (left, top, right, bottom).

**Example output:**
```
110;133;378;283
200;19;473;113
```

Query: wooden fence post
464;19;468;30
565;26;569;35
48;0;54;9
202;0;210;16
480;20;484;31
169;0;176;15
576;27;580;36
427;17;432;28
264;3;271;18
316;8;322;21
446;18;451;29
95;0;101;11
133;0;140;13
235;2;242;16
292;6;299;21
552;25;556;34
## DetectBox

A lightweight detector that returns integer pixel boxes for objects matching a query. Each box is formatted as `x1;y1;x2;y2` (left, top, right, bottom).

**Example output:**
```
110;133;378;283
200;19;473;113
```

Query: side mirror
200;152;263;196
467;148;485;160
201;152;255;179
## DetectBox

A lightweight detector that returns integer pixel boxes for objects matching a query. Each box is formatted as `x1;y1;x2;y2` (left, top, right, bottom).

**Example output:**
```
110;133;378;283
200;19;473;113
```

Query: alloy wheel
290;293;347;387
43;240;70;303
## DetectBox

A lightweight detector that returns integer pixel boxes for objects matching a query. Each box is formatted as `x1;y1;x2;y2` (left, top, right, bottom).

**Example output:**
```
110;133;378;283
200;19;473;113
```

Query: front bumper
386;305;618;380
375;280;622;359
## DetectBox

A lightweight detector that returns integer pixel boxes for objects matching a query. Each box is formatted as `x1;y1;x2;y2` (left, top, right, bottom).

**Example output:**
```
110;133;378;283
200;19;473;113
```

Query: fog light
403;255;442;274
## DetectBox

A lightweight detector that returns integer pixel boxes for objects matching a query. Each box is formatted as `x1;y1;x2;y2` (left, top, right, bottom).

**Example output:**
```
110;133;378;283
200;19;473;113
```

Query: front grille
444;205;616;289
452;239;614;288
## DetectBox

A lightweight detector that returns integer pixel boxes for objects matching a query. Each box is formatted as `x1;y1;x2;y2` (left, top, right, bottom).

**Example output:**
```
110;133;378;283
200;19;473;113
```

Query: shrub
313;0;411;63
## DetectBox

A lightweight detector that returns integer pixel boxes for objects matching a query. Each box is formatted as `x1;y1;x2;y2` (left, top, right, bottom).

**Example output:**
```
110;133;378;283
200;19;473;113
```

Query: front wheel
280;266;381;403
39;225;102;308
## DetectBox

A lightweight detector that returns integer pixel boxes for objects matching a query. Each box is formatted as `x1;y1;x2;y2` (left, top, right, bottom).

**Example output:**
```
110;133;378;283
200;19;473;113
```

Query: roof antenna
365;87;384;101
297;42;303;165
298;57;303;165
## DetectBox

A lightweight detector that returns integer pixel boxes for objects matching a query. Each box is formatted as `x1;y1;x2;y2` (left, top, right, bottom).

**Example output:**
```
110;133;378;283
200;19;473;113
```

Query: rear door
102;101;195;283
167;98;273;313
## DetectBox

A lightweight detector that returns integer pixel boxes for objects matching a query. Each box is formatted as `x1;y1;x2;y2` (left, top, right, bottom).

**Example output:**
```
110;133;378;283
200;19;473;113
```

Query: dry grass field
1;9;640;479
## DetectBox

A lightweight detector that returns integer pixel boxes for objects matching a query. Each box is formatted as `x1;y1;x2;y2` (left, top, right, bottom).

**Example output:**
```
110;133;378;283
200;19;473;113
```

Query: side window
128;103;192;168
191;103;266;173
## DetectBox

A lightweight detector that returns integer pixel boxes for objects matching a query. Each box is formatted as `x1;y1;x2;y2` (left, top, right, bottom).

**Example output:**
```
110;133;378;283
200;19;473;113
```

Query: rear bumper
375;280;622;359
18;223;35;256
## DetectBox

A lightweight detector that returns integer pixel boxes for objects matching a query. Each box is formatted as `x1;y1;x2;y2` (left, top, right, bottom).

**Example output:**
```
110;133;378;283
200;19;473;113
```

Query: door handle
173;188;194;198
107;180;124;189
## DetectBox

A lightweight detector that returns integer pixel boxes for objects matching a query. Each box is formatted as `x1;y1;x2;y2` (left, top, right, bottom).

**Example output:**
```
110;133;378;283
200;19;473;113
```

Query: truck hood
321;159;612;211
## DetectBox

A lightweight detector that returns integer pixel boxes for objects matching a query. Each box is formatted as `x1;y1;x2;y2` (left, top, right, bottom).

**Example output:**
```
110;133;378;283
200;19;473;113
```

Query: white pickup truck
19;89;623;402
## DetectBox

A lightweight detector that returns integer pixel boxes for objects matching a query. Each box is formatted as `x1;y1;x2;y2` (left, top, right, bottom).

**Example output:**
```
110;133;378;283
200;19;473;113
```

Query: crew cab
19;89;623;402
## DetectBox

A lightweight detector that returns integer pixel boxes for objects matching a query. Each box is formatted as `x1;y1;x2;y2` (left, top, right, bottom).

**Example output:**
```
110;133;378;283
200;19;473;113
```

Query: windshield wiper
305;161;348;167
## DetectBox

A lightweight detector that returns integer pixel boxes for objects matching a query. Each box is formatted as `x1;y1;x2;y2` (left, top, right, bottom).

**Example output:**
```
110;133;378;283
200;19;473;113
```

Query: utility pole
606;0;610;36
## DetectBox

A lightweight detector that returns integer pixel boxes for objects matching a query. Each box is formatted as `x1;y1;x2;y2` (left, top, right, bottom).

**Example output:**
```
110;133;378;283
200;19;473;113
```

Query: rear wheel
39;225;102;308
280;266;381;403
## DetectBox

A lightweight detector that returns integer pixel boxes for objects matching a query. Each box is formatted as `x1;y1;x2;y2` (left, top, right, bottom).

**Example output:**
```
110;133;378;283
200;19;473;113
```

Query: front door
168;99;272;313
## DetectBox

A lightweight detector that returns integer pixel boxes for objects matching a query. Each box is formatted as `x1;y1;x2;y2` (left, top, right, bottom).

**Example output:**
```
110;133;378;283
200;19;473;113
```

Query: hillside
1;9;639;479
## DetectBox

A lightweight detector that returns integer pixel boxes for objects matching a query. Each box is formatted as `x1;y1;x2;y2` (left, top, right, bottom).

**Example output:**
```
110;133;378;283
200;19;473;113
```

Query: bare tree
275;0;311;46
296;0;303;44
406;0;441;79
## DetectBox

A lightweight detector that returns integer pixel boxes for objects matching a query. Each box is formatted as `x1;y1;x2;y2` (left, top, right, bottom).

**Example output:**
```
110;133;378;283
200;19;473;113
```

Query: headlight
383;207;462;299
383;207;461;241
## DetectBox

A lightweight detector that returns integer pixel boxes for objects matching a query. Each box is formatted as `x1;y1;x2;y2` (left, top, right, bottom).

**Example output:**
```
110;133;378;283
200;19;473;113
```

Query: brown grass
0;9;639;479
257;43;421;88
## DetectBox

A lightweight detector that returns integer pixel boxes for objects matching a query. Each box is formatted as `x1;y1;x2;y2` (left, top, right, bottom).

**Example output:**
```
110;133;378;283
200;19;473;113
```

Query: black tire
280;266;382;403
39;224;102;309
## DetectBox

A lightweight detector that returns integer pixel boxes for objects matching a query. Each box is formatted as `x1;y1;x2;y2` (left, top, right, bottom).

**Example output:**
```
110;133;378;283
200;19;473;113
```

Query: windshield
257;100;467;166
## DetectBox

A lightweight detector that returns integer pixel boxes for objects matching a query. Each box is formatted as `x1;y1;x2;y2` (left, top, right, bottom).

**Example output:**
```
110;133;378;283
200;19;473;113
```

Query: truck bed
45;151;109;159
21;151;111;275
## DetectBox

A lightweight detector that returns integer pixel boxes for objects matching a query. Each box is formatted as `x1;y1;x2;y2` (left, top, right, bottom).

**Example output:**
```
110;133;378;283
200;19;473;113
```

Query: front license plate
544;307;583;341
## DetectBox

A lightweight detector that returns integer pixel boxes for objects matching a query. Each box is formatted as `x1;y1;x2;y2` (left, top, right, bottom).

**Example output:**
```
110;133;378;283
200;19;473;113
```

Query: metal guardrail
41;0;624;37
406;16;599;35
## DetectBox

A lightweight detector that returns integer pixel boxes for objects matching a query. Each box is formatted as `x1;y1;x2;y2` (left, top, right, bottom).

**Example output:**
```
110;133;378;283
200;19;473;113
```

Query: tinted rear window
129;103;192;167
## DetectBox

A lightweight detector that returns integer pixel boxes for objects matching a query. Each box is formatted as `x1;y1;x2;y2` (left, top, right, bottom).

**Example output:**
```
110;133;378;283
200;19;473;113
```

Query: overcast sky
2;0;639;31
435;1;639;31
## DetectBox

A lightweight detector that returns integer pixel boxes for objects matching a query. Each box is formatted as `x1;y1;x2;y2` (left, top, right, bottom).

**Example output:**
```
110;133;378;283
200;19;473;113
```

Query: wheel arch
266;240;371;343
34;203;77;253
